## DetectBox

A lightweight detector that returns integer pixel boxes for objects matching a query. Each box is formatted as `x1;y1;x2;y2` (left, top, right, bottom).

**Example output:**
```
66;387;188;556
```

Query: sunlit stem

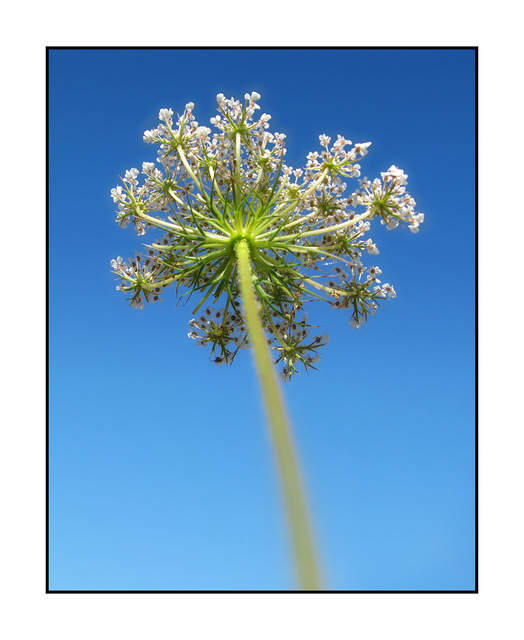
233;132;244;227
133;211;183;233
235;132;242;179
304;277;350;297
276;209;374;242
137;209;229;243
177;145;202;185
235;238;324;591
167;187;187;209
207;165;227;206
134;209;227;243
265;168;329;224
176;146;211;207
302;167;329;199
140;276;179;290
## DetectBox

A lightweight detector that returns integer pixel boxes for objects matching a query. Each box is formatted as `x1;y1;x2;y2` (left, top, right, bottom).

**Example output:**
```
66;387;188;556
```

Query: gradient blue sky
48;48;476;591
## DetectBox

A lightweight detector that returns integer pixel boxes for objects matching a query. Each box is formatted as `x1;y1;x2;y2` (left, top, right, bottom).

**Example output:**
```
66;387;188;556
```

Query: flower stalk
235;238;323;590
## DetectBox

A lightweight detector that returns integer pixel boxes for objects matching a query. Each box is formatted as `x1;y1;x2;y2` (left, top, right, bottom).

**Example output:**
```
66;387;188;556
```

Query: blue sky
48;48;476;591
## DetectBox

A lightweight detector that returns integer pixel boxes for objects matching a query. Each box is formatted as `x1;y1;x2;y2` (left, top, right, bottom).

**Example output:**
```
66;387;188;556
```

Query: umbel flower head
111;92;424;380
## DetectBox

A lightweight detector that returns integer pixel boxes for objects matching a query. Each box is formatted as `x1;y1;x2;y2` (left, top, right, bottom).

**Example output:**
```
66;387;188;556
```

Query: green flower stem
270;168;329;220
176;145;203;189
137;210;229;243
235;237;324;591
304;277;350;296
137;276;179;290
277;209;374;242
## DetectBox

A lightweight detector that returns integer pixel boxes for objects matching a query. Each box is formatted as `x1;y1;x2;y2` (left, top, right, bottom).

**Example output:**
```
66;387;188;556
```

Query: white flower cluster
187;307;248;365
269;315;330;381
110;92;424;379
355;166;424;233
110;251;166;309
